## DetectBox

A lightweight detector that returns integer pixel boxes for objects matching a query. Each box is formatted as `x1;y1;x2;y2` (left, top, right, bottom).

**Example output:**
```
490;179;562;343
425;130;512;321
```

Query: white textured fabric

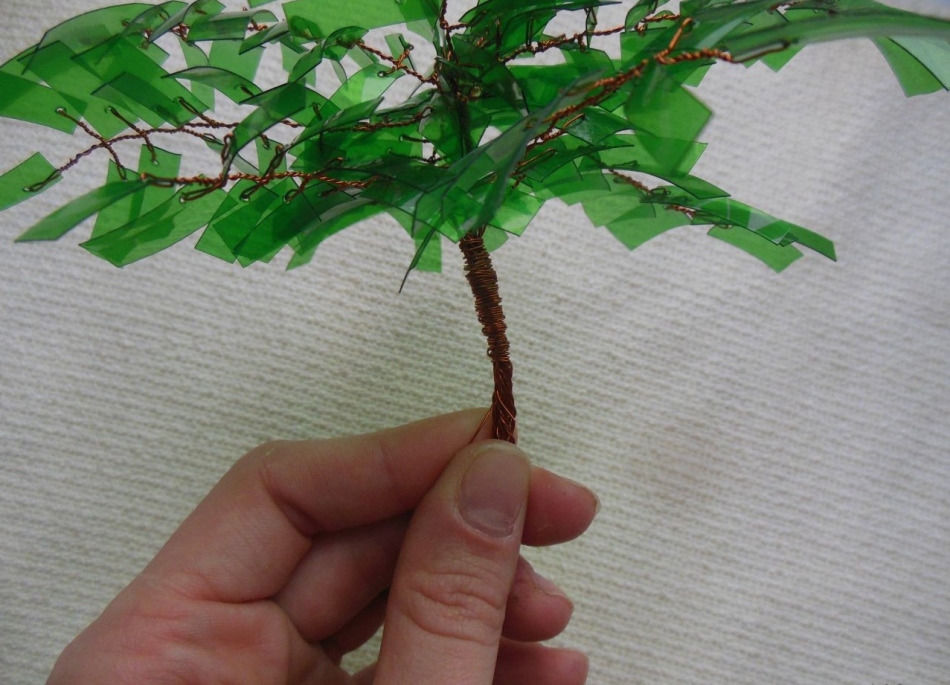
1;2;949;683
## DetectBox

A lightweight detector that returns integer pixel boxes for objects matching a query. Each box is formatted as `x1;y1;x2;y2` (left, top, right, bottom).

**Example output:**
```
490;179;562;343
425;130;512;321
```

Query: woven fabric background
1;1;948;683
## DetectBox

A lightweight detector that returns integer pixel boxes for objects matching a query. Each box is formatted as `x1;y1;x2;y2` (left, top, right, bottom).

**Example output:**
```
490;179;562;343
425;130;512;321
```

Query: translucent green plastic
1;0;948;275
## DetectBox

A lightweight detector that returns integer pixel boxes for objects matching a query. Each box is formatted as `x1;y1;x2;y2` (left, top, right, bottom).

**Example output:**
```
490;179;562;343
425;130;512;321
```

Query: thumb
374;440;530;685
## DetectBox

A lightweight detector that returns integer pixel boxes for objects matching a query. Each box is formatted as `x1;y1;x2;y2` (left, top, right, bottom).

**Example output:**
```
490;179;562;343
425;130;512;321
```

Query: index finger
142;410;489;603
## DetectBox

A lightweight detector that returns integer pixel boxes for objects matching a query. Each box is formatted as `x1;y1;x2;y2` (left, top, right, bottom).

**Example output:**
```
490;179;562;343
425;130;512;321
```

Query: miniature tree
1;0;949;443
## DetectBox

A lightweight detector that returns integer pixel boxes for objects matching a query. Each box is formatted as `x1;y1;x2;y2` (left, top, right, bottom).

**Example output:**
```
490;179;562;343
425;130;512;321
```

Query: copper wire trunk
459;233;517;443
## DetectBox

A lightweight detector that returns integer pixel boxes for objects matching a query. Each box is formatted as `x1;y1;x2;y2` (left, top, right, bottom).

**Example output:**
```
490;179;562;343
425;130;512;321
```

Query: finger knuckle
399;555;508;646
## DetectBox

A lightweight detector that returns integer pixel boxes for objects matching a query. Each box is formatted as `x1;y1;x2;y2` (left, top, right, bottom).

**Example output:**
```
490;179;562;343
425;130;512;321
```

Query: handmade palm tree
2;0;949;442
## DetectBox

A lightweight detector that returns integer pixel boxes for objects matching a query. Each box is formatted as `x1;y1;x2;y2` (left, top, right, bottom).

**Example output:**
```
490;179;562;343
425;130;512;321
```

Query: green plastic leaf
289;97;383;151
12;41;131;137
414;228;443;271
579;175;689;250
289;44;325;82
0;72;84;133
385;33;415;70
187;9;279;41
402;225;439;282
567;109;632;145
288;197;384;269
91;162;137;239
607;204;689;250
0;153;60;212
329;65;401;109
481;226;509;253
892;36;950;89
594;134;720;196
17;180;148;242
721;6;950;63
489;187;544;236
195;180;291;261
646;170;725;200
512;63;596;111
284;0;438;40
33;4;155;55
689;1;775;46
149;1;226;44
620;12;680;66
120;2;188;42
240;20;290;53
625;0;659;30
77;36;208;126
541;167;611;204
230;192;317;264
1;47;42;80
708;225;803;272
226;183;303;266
446;36;527;113
92;147;182;238
209;40;265;81
874;37;949;96
385;203;443;272
462;0;612;55
623;65;712;171
690;196;834;259
170;66;262;102
228;82;325;162
82;188;224;266
621;207;688;249
759;221;836;261
581;180;645;226
96;71;203;127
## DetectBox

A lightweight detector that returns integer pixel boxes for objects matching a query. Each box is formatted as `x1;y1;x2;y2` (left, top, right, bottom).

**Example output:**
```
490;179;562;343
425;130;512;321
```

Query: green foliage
1;0;949;272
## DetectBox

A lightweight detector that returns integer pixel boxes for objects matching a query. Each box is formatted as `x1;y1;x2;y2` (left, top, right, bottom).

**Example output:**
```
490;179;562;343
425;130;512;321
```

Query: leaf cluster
1;0;948;273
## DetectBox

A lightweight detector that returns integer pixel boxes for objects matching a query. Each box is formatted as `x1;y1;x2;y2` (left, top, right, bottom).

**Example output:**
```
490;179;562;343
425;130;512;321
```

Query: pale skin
47;410;598;685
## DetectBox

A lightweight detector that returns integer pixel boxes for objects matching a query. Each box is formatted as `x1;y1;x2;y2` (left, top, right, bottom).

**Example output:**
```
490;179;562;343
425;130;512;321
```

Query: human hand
47;410;599;685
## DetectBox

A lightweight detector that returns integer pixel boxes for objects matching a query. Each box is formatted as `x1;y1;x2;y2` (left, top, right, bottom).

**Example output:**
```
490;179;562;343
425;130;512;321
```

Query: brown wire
459;232;516;444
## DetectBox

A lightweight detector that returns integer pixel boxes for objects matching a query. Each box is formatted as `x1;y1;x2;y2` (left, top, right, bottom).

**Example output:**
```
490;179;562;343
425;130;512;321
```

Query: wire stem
460;232;516;443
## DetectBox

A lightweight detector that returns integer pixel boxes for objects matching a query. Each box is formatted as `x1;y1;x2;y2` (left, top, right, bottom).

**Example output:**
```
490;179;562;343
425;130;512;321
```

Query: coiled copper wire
459;233;516;444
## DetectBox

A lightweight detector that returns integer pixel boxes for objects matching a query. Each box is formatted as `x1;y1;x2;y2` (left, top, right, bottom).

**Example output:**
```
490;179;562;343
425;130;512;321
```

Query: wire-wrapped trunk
459;233;516;443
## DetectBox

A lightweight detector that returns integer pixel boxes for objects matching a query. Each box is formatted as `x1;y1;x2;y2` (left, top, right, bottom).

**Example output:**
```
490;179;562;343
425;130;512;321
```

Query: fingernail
530;568;572;605
589;487;602;517
459;442;530;538
561;474;601;517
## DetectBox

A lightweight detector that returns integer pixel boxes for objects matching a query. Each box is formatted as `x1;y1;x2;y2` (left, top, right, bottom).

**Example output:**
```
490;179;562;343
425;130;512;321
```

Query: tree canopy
1;0;948;274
